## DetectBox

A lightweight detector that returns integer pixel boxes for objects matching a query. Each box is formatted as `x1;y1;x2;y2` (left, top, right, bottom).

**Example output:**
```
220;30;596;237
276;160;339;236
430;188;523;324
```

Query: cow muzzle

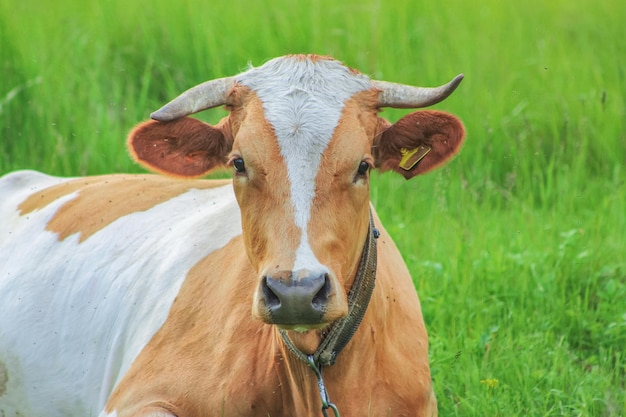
259;269;332;330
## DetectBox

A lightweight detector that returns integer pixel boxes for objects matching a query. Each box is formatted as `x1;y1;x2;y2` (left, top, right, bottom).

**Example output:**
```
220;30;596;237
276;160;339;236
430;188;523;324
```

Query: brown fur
286;54;335;63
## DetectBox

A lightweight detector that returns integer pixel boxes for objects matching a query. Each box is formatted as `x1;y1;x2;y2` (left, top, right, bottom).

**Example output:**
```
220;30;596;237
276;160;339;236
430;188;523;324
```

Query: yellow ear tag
399;145;431;171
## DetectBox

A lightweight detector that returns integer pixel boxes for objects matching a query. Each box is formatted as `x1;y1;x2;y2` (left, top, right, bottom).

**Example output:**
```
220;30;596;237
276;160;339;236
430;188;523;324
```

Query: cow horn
372;74;464;108
150;77;235;121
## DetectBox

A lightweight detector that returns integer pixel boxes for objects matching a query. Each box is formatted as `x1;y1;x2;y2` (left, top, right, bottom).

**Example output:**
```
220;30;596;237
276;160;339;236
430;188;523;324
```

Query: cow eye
357;160;370;176
233;158;246;174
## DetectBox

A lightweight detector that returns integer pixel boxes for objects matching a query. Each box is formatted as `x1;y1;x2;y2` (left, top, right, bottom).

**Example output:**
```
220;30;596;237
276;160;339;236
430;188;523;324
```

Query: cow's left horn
372;74;464;109
150;77;235;121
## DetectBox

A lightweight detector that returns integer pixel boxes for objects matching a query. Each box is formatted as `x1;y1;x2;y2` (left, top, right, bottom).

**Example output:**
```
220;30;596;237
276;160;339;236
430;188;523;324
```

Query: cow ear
127;117;232;178
375;110;465;179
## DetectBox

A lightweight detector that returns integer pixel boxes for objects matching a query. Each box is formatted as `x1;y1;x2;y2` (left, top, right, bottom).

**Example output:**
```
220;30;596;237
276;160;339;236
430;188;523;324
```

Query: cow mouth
275;322;330;333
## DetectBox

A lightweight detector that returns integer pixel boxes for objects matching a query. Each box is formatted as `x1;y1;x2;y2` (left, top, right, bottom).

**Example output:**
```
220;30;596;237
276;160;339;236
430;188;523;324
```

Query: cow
0;54;465;417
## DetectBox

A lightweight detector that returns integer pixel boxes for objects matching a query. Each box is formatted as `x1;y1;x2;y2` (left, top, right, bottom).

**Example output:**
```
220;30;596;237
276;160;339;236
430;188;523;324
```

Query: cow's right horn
150;77;235;122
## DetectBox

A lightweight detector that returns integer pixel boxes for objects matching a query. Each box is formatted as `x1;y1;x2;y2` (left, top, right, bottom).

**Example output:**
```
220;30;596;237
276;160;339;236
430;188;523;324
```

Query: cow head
128;55;464;350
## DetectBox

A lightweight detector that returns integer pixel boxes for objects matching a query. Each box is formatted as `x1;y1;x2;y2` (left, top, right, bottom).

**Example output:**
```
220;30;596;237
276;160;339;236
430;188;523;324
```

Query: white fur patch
237;57;371;270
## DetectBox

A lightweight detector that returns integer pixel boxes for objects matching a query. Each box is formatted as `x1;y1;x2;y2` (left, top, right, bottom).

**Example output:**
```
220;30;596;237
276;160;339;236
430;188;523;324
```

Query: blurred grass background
1;0;624;415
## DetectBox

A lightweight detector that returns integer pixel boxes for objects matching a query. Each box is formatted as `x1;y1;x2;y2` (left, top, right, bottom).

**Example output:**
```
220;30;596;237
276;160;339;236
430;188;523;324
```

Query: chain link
306;355;341;417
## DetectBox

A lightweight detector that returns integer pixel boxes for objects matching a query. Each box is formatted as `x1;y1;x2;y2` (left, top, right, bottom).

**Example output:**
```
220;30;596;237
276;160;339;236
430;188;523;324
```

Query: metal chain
306;355;340;417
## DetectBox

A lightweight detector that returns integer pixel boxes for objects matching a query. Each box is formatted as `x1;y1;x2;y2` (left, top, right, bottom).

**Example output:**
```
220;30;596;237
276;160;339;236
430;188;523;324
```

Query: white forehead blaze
237;57;371;271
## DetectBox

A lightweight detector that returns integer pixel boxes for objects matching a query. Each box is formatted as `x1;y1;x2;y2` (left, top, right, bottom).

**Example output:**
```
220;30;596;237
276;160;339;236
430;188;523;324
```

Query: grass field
1;0;624;415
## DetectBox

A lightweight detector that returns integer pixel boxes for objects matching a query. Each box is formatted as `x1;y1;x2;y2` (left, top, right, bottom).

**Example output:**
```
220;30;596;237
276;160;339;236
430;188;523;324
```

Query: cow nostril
262;277;281;309
311;274;330;309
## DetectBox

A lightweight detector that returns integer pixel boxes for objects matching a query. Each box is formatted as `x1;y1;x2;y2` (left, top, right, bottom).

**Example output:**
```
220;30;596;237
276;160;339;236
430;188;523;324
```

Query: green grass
1;0;624;415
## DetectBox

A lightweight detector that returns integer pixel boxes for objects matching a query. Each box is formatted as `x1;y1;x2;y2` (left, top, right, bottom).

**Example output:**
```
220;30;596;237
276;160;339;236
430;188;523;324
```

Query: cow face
128;55;465;348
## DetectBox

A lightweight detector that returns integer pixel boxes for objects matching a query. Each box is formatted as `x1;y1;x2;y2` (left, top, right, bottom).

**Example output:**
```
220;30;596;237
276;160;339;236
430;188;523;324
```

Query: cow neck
279;210;379;368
